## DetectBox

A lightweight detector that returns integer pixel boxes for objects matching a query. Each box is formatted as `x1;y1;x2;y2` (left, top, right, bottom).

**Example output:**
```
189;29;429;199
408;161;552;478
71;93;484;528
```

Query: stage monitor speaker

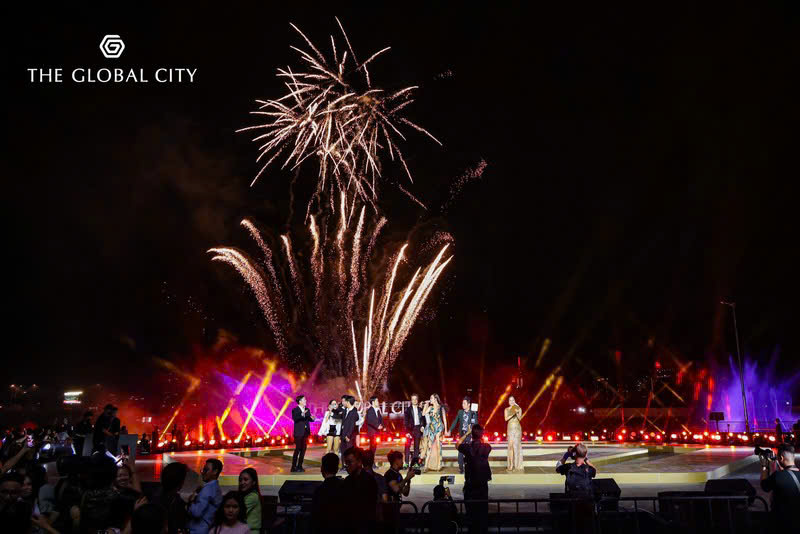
704;478;756;504
278;480;323;503
592;478;621;511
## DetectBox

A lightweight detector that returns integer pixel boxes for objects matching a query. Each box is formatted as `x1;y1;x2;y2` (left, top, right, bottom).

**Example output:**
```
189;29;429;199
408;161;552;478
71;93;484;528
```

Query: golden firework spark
237;18;440;214
210;203;452;400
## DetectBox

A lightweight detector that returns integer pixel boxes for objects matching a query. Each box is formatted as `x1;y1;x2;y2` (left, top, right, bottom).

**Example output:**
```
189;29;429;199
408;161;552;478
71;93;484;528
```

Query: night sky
6;5;799;400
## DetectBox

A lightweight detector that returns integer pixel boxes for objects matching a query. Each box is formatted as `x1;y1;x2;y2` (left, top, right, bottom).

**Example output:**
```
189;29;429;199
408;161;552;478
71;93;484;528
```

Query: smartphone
470;403;479;412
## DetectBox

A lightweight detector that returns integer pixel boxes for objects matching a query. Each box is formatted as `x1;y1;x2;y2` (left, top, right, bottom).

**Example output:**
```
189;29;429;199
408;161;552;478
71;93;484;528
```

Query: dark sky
5;4;799;396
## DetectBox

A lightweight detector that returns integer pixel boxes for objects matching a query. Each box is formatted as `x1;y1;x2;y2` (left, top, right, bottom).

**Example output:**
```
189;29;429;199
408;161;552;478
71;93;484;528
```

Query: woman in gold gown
505;395;523;472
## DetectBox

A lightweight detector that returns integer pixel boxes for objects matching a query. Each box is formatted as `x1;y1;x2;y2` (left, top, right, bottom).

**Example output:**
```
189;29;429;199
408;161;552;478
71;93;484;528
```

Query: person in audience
114;461;142;494
237;467;261;534
131;502;168;534
79;454;121;533
188;459;224;534
458;424;492;533
154;461;189;534
92;404;114;455
209;491;250;534
73;411;93;457
555;442;596;496
342;447;377;533
429;483;459;534
311;452;343;534
760;442;800;529
384;450;415;502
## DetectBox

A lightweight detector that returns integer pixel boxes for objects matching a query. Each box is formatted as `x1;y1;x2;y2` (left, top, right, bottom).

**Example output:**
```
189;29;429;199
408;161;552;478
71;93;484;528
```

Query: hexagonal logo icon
99;35;125;59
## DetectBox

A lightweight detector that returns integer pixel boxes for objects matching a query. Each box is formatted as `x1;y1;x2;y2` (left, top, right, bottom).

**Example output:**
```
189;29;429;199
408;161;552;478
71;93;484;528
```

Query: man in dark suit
291;394;314;472
340;395;360;459
404;394;425;466
365;396;384;458
448;397;477;473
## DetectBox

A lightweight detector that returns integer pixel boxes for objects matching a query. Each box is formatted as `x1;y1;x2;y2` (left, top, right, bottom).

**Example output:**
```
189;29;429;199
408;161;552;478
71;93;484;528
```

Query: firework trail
237;18;441;216
209;200;452;399
441;158;488;212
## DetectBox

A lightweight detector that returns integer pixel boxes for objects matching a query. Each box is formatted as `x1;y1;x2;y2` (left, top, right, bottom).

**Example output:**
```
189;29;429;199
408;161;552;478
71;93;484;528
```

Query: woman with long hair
317;399;342;455
505;395;524;472
238;468;261;534
420;394;447;472
210;491;250;534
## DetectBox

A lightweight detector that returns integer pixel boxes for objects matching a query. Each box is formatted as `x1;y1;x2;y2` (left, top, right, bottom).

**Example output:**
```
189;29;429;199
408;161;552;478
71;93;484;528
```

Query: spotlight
209;439;216;446
617;434;623;441
184;440;191;447
546;435;553;441
670;433;678;440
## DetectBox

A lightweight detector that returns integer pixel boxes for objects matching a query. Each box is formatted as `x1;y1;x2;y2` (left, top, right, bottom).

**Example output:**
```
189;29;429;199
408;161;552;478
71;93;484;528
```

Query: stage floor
140;442;757;489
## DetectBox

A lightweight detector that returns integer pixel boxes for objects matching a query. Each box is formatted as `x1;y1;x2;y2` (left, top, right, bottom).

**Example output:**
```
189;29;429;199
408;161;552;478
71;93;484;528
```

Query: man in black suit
365;396;384;458
291;394;314;472
339;395;360;459
448;397;477;473
404;394;425;466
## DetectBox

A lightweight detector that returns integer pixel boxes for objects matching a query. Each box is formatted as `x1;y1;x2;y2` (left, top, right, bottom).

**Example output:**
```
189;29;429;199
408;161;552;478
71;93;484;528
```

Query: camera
412;467;421;475
754;446;775;461
439;475;455;487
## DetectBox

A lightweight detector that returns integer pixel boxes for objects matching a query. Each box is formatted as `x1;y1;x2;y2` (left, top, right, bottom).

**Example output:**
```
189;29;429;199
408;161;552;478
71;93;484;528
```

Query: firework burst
209;193;452;399
237;18;441;216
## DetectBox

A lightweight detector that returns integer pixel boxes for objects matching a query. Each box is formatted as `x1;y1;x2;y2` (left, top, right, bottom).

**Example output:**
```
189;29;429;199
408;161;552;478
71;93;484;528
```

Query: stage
141;441;758;490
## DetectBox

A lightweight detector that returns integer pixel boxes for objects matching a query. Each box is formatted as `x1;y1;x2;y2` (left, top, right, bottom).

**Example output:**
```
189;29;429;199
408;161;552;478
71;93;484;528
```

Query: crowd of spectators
4;410;798;533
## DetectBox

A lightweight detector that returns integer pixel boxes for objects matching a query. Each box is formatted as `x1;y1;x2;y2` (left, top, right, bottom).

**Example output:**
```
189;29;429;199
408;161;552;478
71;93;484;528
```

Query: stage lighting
712;434;721;441
590;436;599;441
621;429;627;434
670;433;677;440
768;435;776;442
255;437;263;444
209;439;216;446
184;440;191;447
401;437;407;444
656;434;662;440
693;434;703;440
616;434;623;441
546;435;553;441
741;435;749;441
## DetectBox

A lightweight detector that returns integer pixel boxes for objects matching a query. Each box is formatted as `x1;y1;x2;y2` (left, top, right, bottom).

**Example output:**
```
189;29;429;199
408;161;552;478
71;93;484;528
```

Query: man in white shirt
403;394;425;466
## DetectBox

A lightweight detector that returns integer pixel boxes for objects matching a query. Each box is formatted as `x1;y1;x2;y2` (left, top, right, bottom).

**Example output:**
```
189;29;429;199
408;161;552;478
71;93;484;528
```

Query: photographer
457;424;491;533
759;443;800;528
555;443;596;497
429;483;459;534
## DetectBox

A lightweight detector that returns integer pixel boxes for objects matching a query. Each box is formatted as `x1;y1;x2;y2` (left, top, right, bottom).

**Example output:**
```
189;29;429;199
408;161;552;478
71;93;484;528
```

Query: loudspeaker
704;478;756;504
592;478;621;511
278;480;323;503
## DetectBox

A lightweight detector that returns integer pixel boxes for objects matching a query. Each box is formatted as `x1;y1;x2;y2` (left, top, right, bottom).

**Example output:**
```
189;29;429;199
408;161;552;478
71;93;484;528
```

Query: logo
99;35;125;59
27;35;197;85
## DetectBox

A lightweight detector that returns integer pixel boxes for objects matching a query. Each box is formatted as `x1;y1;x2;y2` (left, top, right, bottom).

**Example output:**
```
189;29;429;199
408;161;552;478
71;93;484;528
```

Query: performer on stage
420;394;446;472
505;395;524;472
340;395;360;458
291;395;314;472
404;394;425;466
365;396;384;458
318;399;342;455
449;397;477;474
